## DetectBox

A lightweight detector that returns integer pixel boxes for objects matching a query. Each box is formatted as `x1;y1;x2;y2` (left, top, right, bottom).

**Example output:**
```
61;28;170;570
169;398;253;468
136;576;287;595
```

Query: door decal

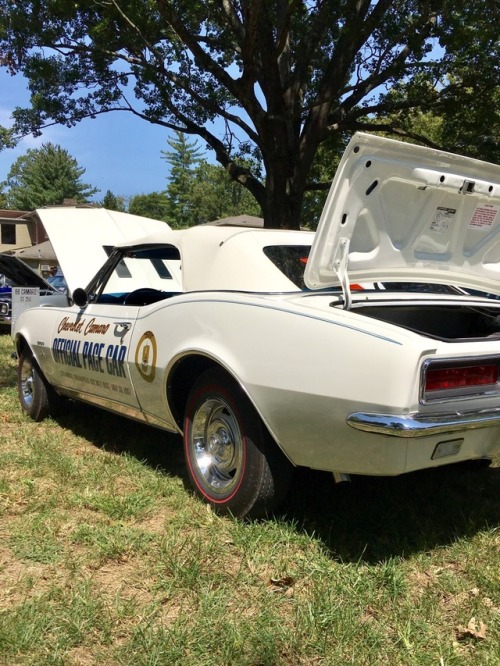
135;331;157;382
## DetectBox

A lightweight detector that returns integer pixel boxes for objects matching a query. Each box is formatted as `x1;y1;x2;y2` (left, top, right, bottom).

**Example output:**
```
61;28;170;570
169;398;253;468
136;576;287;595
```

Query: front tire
17;350;52;421
183;368;292;518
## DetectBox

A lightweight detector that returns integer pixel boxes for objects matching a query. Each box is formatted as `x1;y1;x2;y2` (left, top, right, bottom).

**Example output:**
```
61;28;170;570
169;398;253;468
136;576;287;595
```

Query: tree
162;132;262;225
101;189;126;211
300;132;350;229
190;160;261;224
3;143;98;209
0;1;498;228
162;132;203;227
128;192;169;222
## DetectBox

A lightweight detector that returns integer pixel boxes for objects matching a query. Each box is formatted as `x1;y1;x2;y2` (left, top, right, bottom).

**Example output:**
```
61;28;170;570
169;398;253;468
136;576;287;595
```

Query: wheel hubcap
190;397;243;496
20;359;34;408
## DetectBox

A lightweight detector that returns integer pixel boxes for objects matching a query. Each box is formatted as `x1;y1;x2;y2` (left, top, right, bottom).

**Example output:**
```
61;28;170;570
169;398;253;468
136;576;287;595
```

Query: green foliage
3;143;98;209
190;160;261;224
0;1;498;227
162;132;204;227
0;126;16;150
0;184;7;208
101;189;126;212
128;191;169;222
432;4;499;163
369;77;499;164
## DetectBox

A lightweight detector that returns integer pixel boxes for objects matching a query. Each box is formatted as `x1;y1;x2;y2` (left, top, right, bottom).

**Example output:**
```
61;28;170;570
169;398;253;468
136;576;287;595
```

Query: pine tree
4;143;98;209
161;132;203;227
102;190;125;212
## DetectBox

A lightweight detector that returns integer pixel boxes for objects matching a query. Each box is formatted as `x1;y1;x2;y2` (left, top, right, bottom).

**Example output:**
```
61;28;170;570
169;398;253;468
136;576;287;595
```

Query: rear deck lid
304;133;500;297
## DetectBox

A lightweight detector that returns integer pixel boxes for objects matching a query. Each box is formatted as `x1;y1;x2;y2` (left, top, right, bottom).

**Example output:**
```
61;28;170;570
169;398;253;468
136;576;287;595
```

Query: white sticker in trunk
430;207;456;233
468;203;499;230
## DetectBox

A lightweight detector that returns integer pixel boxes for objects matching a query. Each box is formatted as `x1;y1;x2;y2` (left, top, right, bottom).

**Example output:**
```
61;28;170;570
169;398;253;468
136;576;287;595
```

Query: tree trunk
258;110;308;230
261;169;305;230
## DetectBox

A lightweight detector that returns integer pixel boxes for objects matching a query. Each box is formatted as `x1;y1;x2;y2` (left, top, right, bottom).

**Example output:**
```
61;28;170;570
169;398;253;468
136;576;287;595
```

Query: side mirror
72;288;88;308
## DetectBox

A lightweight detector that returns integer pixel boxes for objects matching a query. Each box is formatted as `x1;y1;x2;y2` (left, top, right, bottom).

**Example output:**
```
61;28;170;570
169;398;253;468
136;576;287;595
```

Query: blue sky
0;70;178;203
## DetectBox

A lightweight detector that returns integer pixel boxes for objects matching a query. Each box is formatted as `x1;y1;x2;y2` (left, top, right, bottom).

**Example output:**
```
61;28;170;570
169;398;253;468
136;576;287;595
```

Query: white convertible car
12;133;500;517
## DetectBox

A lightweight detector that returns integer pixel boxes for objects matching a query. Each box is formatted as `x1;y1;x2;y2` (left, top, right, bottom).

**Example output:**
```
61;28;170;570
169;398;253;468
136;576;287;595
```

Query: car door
53;241;183;414
50;301;143;416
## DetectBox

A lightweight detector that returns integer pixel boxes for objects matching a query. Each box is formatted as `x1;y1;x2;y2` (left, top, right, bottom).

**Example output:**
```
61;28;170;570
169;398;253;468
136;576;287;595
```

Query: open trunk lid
305;133;500;303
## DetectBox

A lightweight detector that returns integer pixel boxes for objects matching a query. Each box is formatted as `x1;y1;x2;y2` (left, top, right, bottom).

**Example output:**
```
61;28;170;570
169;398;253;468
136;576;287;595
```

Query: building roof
0;209;30;222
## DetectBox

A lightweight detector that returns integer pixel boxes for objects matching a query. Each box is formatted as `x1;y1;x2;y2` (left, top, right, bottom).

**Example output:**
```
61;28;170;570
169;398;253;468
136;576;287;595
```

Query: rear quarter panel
131;292;432;473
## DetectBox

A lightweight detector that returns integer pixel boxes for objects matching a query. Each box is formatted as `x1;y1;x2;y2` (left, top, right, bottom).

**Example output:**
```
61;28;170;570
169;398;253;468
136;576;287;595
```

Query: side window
94;244;183;304
1;224;16;245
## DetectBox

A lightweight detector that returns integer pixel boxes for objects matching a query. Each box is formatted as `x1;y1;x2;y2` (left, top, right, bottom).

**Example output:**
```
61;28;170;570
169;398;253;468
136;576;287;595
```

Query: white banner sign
12;287;40;327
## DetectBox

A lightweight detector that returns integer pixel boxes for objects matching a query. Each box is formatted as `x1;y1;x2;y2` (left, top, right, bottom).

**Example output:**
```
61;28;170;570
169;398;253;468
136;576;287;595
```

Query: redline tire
183;368;292;518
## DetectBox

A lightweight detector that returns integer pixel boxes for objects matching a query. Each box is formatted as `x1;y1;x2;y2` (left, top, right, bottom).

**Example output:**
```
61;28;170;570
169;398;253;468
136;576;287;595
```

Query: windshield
86;245;183;304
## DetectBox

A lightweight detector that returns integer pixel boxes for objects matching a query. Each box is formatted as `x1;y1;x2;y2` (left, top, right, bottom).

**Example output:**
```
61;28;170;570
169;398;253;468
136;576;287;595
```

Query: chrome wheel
19;356;35;410
183;368;293;518
189;397;244;497
17;350;51;421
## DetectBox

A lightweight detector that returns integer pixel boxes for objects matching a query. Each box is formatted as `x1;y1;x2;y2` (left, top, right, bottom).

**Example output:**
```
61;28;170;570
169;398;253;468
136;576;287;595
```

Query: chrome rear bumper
347;408;500;438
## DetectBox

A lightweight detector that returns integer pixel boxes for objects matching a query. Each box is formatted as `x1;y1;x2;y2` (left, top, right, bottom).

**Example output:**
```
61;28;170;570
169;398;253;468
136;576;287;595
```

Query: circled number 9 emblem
135;331;157;382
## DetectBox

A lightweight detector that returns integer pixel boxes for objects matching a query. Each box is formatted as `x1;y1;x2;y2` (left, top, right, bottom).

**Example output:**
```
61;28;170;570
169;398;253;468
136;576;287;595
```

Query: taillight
426;364;499;392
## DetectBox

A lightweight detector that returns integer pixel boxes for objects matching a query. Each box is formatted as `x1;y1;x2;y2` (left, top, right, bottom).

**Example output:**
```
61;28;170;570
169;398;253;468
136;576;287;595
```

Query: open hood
0;254;55;291
35;207;171;294
305;133;500;303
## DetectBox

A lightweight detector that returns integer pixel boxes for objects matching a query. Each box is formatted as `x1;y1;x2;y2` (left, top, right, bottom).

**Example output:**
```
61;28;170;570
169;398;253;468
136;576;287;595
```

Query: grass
0;332;499;665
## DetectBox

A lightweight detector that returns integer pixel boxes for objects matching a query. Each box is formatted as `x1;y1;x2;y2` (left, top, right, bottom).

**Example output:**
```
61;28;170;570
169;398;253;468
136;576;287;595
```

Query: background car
47;271;68;294
0;255;69;329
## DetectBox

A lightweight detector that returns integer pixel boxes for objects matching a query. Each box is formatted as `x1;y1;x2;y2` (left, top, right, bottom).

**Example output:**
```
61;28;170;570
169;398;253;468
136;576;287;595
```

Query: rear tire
17;350;52;421
183;368;292;518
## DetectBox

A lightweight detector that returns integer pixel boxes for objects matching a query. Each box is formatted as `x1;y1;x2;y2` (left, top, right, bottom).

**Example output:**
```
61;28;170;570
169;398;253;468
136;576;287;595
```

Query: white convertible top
119;225;313;292
36;207;313;293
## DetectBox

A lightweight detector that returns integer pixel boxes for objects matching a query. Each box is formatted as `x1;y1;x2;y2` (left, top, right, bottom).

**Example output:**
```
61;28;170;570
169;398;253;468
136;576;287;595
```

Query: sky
0;70;177;203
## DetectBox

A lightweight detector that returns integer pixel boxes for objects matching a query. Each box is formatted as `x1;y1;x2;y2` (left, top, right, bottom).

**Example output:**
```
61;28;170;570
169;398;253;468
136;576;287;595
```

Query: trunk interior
354;301;500;342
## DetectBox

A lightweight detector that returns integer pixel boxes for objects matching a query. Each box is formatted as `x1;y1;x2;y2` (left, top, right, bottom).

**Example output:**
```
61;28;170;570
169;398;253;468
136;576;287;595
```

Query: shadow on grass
54;400;186;479
52;400;500;564
286;463;500;562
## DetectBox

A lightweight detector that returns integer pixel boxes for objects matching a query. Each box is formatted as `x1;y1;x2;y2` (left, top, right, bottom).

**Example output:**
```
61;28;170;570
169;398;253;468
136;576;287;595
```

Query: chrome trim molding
347;408;500;438
56;387;149;423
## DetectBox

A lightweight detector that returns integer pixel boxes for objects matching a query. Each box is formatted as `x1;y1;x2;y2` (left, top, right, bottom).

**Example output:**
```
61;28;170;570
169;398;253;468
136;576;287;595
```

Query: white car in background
11;133;500;518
